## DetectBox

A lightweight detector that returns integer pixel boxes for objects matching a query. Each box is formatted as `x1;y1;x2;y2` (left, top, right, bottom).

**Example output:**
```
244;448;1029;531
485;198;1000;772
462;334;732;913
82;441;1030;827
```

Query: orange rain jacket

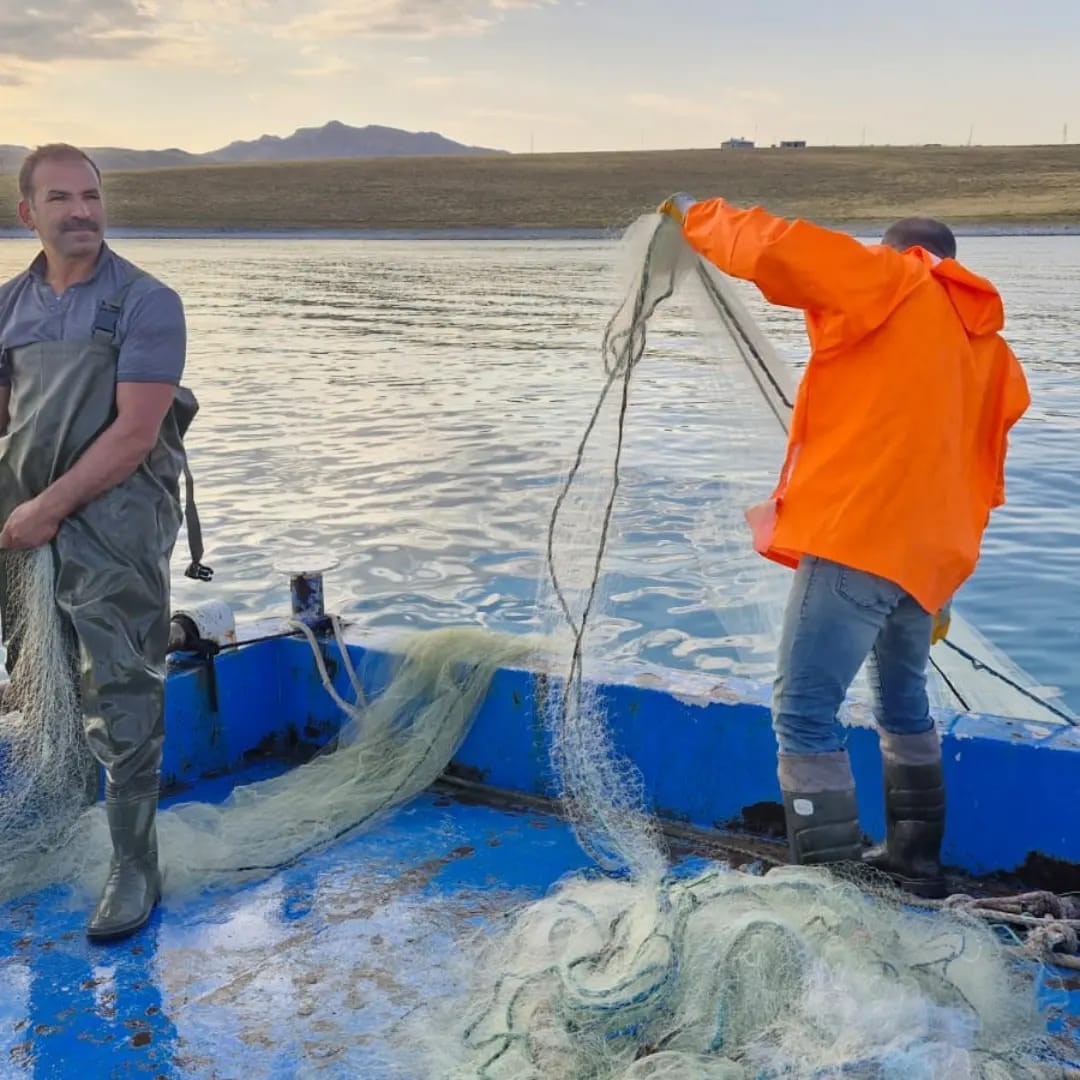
681;200;1030;615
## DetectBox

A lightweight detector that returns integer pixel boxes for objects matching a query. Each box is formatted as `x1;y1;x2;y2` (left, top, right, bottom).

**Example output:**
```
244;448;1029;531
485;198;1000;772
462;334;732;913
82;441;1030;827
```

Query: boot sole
878;871;947;901
87;895;161;943
87;915;154;942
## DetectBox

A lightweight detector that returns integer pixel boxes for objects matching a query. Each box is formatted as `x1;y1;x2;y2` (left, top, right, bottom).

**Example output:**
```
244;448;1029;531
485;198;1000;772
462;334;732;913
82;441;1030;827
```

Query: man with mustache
0;143;204;940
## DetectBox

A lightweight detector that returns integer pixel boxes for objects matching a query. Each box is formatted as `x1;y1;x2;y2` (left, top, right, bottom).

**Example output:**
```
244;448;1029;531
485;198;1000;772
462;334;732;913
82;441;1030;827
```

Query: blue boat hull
165;625;1080;885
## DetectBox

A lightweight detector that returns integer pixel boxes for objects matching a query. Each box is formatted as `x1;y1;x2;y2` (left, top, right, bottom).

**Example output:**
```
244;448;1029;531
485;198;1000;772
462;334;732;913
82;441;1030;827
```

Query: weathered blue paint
163;640;288;789
0;779;592;1078
451;662;1080;881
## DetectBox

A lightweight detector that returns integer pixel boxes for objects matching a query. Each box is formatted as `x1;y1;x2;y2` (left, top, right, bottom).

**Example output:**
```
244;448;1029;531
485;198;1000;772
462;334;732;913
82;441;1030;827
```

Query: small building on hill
721;137;755;150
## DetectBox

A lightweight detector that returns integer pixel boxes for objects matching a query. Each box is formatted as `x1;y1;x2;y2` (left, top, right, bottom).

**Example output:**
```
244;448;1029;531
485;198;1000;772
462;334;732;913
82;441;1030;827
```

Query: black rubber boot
87;775;162;942
863;759;946;900
778;751;863;865
782;787;863;865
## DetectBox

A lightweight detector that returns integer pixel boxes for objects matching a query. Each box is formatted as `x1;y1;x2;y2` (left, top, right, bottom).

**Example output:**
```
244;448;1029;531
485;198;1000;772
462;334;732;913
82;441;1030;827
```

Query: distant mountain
85;147;204;170
0;122;506;174
1;143;206;175
210;121;503;163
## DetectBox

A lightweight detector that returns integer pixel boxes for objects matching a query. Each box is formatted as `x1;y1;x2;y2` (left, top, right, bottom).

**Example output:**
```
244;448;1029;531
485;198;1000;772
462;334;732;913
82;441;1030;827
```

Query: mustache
61;219;99;233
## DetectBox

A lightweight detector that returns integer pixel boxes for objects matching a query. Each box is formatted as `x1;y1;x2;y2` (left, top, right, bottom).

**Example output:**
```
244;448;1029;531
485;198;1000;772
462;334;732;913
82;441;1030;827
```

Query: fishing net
539;213;1075;726
158;625;534;894
414;214;1075;1078
0;547;96;865
537;216;688;884
0;617;534;901
423;868;1066;1079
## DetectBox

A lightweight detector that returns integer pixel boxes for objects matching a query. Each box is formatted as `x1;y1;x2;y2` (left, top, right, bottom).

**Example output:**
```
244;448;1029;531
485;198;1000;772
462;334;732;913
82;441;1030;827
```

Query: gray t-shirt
0;243;185;387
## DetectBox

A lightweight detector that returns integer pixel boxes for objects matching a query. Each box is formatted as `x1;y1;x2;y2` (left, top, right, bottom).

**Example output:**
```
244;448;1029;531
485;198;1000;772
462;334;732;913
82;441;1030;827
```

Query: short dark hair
881;217;957;260
18;144;102;202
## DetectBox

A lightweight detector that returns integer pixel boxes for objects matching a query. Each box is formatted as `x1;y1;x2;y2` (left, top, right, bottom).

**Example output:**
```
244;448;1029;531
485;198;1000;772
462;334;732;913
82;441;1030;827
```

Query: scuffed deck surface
0;770;590;1079
2;769;1078;1077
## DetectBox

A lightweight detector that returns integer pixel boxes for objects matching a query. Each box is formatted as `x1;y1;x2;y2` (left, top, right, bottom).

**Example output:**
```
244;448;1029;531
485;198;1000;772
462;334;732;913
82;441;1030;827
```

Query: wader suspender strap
181;464;212;581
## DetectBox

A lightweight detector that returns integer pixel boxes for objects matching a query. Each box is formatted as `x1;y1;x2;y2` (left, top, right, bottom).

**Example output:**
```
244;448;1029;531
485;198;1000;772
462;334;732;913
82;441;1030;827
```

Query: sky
0;0;1077;154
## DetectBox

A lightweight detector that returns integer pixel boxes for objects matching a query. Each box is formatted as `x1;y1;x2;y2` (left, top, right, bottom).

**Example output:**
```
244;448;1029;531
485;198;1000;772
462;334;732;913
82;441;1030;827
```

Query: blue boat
1;581;1078;1077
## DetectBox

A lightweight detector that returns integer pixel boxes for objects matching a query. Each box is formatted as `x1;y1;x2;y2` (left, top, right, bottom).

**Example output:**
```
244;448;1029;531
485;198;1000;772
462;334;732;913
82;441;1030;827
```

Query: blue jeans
773;556;934;755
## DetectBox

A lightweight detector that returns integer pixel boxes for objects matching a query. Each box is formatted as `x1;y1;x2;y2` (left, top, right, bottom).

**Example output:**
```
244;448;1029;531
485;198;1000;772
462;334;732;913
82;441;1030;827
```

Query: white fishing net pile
425;868;1061;1079
161;625;534;893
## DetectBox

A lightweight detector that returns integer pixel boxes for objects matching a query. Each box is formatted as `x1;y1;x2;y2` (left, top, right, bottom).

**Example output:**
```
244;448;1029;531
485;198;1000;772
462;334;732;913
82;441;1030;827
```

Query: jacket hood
907;246;1005;335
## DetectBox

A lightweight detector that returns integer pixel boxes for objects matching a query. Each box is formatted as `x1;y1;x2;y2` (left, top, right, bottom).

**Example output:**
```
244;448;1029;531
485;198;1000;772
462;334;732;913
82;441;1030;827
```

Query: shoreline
3;223;1080;242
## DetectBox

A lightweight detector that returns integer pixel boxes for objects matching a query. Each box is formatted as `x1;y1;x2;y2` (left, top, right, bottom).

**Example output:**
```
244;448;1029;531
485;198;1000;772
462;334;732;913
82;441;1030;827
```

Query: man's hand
0;498;61;550
657;192;697;224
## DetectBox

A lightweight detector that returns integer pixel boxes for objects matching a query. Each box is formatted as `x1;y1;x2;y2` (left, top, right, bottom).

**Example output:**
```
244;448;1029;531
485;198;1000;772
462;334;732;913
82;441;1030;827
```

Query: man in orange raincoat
660;194;1030;897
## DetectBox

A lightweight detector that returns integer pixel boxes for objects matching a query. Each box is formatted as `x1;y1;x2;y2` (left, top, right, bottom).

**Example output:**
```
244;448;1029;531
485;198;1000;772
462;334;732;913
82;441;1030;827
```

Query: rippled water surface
2;234;1077;708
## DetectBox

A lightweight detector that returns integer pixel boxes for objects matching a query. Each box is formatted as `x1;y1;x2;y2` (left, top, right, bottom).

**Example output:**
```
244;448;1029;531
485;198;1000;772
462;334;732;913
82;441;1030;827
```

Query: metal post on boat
289;570;326;624
276;554;340;630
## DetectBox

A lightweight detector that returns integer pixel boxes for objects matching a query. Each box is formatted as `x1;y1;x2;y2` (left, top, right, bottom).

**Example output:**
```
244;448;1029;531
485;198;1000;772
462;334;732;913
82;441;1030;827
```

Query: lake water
1;233;1078;710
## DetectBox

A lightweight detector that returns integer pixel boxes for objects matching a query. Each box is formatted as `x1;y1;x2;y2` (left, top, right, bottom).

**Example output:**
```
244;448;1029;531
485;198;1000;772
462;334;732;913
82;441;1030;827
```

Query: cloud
284;0;558;41
0;0;563;73
159;0;270;20
728;88;783;107
469;105;571;124
291;55;356;78
0;0;158;62
408;73;468;89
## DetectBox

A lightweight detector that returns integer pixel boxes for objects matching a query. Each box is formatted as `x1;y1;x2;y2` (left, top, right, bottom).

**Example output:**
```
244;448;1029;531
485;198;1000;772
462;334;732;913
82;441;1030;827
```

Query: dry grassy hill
3;145;1079;231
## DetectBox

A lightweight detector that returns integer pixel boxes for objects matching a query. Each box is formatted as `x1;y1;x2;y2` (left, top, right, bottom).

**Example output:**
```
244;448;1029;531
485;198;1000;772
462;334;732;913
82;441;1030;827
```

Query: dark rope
928;653;971;714
940;638;1076;726
545;219;678;722
694;261;795;421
